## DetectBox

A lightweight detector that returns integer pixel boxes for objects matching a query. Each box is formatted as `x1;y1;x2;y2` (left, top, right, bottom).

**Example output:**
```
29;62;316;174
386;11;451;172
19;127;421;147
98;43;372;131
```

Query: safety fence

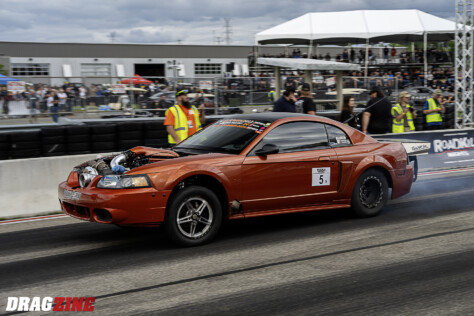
0;100;457;161
0;74;441;120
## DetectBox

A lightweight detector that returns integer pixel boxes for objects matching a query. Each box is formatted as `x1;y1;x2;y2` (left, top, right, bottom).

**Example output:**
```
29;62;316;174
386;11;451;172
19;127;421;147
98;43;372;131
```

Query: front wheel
351;169;388;218
165;186;222;246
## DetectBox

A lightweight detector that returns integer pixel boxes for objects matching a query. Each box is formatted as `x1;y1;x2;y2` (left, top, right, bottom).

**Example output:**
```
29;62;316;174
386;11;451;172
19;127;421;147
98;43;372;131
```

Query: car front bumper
58;181;171;226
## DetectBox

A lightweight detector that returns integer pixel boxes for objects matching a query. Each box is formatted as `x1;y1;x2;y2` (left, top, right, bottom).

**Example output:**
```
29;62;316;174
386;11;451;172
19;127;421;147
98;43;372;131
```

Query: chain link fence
0;74;422;122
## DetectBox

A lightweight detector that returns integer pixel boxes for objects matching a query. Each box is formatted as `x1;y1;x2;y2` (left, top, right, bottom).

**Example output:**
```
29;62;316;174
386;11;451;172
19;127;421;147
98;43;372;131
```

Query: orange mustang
58;113;428;246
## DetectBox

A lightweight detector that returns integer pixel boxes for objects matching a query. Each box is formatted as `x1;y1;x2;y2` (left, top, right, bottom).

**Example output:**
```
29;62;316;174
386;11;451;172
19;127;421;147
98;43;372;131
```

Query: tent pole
365;39;369;85
336;70;343;111
304;70;312;86
423;32;428;87
274;66;281;99
256;45;260;75
411;42;415;62
308;40;313;58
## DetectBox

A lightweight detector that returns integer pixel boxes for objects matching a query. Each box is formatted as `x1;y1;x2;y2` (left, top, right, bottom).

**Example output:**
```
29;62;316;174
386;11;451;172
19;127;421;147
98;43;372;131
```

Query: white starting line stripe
0;214;68;225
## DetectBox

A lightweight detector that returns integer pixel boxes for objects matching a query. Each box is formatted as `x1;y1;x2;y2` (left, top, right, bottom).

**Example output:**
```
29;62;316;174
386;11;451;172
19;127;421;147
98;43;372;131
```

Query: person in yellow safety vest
268;89;276;103
391;91;416;133
423;89;445;130
164;89;205;146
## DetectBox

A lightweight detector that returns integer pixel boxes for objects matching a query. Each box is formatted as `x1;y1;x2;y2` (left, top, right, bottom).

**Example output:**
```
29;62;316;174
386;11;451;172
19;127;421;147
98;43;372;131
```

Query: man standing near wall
362;87;392;134
423;89;445;130
164;89;205;146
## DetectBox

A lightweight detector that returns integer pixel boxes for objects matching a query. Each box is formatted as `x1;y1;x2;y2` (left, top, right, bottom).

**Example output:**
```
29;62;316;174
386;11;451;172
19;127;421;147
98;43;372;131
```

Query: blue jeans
50;106;58;122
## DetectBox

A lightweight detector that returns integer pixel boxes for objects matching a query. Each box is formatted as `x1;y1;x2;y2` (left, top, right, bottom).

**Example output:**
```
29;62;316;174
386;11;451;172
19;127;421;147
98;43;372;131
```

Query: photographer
391;91;416;133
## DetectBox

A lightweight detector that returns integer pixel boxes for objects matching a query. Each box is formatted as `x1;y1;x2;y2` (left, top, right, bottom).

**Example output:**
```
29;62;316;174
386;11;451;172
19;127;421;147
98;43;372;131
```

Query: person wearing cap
295;83;316;115
164;89;205;146
423;89;445;130
391;91;416;133
361;87;392;134
272;87;297;113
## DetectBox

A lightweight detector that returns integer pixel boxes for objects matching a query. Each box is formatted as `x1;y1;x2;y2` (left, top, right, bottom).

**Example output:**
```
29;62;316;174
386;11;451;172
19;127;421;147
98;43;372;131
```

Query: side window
326;124;352;147
250;122;329;155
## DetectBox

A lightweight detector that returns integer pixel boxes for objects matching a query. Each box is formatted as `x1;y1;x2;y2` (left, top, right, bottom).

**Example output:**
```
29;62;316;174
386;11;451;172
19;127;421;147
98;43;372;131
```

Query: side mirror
255;144;279;156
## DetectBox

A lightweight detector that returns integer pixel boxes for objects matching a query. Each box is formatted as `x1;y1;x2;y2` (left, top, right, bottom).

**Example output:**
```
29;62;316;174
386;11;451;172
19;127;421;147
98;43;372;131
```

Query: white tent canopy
257;57;361;71
256;10;456;45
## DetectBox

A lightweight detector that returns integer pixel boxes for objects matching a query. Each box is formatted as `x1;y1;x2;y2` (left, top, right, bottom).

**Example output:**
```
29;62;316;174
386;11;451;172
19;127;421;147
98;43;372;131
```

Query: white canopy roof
258;57;361;71
256;10;457;45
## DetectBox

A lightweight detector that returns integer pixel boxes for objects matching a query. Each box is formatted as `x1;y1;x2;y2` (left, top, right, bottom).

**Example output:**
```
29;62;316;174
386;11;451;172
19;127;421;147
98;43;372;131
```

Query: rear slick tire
165;186;222;247
351;169;388;218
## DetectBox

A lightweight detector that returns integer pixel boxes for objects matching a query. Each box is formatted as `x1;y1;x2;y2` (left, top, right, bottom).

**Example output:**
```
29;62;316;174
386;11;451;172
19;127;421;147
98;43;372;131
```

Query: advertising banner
199;80;213;90
7;81;26;92
373;129;474;171
111;84;126;94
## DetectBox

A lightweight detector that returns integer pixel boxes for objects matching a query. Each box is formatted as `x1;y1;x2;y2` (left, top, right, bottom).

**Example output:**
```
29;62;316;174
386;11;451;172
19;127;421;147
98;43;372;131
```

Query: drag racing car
58;113;428;246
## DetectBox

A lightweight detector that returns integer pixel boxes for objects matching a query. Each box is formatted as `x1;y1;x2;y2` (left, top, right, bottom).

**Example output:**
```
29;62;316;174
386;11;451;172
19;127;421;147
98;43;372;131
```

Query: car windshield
174;119;271;155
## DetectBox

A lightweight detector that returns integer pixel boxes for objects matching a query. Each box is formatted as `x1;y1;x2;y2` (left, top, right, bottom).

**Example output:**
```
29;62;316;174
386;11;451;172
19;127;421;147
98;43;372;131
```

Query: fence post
214;78;218;115
250;77;253;105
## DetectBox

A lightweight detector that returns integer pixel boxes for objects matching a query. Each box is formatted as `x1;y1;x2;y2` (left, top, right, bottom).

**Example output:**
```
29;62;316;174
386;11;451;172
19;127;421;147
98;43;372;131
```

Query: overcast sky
0;0;455;45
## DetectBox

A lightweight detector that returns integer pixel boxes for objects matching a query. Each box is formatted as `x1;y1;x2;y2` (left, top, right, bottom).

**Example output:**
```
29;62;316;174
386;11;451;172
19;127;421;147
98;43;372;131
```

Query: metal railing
0;74;456;122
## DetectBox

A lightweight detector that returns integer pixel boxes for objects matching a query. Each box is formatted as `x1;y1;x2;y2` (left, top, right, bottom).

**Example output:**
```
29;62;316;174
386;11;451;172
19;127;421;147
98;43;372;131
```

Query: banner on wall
373;129;474;171
7;81;26;92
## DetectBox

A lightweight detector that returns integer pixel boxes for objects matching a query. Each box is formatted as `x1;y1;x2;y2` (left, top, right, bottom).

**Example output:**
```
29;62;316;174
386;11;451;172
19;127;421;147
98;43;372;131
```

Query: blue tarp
0;74;20;85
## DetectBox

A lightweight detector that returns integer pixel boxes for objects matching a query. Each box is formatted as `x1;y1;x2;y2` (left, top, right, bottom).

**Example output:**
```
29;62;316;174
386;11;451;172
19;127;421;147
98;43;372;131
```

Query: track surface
1;169;474;315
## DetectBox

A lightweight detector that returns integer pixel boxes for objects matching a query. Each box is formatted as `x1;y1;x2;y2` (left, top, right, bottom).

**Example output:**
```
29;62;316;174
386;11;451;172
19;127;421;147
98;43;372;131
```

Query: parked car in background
140;91;176;116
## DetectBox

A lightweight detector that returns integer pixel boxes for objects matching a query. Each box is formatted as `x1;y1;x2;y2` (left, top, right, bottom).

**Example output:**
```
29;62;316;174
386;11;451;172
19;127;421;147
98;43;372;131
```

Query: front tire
165;186;222;246
351;169;388;218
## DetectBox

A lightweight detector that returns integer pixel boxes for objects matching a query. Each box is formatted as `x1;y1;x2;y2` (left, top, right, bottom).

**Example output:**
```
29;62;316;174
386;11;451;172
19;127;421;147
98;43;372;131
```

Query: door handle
319;156;330;161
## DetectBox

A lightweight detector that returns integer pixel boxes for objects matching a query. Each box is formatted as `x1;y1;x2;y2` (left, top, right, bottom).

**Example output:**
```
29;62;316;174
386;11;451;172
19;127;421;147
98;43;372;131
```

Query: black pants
2;101;9;115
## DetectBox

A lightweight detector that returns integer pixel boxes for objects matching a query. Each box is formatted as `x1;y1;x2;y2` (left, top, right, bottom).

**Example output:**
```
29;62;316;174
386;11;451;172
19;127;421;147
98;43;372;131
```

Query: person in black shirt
272;88;296;113
362;87;392;134
295;83;316;115
340;95;358;128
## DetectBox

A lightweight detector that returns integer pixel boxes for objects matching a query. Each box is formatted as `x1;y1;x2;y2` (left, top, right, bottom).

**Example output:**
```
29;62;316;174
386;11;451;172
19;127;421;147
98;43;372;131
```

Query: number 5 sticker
312;167;330;186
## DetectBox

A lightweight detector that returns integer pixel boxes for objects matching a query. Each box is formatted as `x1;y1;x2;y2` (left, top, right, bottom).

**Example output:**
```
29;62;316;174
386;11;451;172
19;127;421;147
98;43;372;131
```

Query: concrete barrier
0;153;110;218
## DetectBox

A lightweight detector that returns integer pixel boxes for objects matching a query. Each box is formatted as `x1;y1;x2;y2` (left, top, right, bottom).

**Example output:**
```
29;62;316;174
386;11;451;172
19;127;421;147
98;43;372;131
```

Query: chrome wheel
176;197;214;239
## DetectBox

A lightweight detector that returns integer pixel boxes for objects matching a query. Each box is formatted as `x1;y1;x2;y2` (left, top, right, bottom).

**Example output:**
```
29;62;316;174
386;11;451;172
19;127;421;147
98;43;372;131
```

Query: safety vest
166;104;202;144
425;98;442;124
391;103;415;133
268;90;276;100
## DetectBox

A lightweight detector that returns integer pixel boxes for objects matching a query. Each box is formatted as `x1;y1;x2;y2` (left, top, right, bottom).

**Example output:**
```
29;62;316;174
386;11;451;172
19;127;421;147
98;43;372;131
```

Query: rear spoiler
378;139;431;182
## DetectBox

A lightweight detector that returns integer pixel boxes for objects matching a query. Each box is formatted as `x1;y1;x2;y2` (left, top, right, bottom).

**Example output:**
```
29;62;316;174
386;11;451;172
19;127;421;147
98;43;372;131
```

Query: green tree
0;64;8;76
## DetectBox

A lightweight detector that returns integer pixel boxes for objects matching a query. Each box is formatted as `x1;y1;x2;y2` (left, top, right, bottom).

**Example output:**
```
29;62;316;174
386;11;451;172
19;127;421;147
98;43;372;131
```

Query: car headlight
97;175;151;189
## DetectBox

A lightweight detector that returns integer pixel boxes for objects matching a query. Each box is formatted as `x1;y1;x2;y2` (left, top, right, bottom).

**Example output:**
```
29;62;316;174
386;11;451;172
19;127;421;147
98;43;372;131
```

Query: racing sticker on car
312;167;330;186
214;119;269;133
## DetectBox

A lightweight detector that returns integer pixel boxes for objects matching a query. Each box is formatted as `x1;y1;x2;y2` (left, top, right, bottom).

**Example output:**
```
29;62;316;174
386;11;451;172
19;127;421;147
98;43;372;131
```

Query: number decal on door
312;168;330;186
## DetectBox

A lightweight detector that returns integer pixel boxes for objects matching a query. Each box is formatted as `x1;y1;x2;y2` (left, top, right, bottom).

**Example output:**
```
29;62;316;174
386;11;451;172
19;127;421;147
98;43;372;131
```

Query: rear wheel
165;186;222;246
351;169;388;217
